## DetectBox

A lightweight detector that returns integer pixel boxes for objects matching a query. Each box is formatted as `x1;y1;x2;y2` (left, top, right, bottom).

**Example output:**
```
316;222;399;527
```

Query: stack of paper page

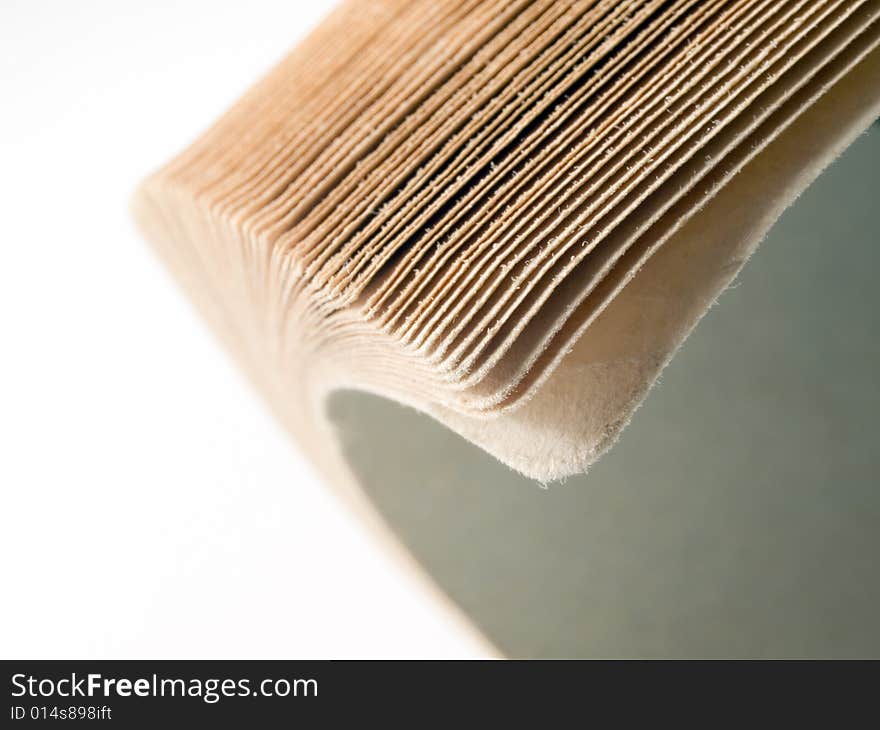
135;0;880;482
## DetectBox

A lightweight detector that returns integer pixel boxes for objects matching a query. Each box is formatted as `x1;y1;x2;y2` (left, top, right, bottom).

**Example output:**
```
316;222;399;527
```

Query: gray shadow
328;126;880;658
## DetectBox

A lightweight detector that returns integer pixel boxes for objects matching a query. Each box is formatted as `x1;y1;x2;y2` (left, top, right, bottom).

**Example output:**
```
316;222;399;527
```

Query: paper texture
134;0;880;483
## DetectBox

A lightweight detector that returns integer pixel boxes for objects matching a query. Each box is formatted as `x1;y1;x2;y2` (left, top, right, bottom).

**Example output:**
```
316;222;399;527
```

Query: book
133;0;880;557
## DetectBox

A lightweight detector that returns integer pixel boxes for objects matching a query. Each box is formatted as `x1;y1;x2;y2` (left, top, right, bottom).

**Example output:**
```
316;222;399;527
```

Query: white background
0;0;483;658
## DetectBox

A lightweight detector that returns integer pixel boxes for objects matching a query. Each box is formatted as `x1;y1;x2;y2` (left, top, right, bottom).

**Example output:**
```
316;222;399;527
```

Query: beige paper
133;0;880;650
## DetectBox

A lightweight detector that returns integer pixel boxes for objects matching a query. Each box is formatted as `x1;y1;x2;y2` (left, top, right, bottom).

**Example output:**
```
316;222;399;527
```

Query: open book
134;0;880;652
